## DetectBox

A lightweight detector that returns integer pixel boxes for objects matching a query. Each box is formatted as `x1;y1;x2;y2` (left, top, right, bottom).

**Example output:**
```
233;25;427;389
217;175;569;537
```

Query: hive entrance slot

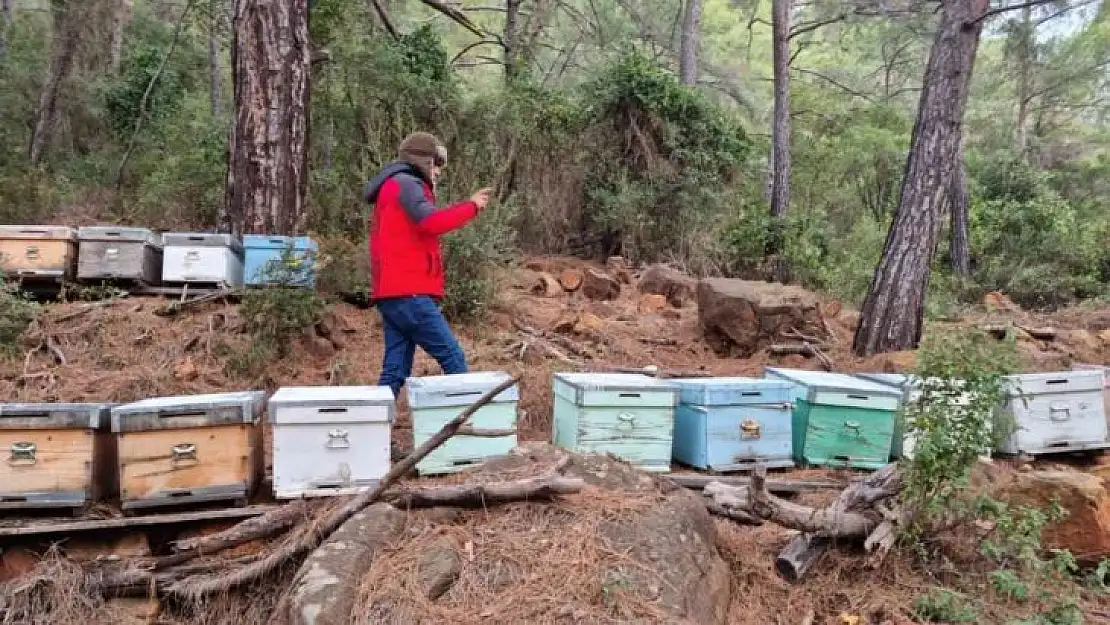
159;411;207;418
169;491;193;498
741;392;762;397
847;395;868;400
317;408;348;414
451;459;480;467
833;455;852;463
619;393;642;398
0;496;27;503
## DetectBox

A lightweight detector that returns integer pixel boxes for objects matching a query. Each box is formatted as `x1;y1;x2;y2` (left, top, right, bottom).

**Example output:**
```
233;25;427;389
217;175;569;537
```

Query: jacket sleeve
395;174;479;236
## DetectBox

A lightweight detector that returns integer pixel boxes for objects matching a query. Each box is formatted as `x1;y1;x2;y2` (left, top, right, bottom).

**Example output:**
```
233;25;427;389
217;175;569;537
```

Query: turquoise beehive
551;372;678;473
671;377;795;471
242;235;318;287
407;371;519;475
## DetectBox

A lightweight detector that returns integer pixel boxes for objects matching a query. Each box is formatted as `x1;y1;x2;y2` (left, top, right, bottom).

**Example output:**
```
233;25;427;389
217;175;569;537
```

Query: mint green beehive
552;373;679;473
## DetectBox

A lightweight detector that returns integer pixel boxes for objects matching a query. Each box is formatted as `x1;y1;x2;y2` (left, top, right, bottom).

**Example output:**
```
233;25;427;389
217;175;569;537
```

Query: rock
997;470;1110;565
1098;329;1110;344
697;278;824;357
417;539;462;600
558;269;583;292
576;312;605;333
105;597;160;625
531;272;564;298
582;268;621;300
309;336;337;359
637;294;668;314
172;357;199;382
983;291;1021;313
1067;329;1101;352
286;503;406;625
638;264;696;307
0;547;37;583
606;257;633;285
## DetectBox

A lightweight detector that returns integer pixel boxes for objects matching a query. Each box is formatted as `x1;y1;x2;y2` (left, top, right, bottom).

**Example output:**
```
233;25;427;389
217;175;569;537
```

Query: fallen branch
1018;325;1056;341
165;373;522;600
775;534;830;583
767;343;834;371
673;474;848;494
153;288;242;317
457;426;517;438
164;499;313;561
706;501;763;526
383;474;584;509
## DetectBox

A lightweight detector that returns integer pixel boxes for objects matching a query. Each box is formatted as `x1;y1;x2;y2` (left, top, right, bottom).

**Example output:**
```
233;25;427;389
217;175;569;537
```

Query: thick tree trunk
108;0;132;74
678;0;701;86
949;138;970;276
29;1;81;166
769;0;791;220
208;0;222;116
504;0;522;81
852;0;988;357
1014;4;1033;157
222;0;311;237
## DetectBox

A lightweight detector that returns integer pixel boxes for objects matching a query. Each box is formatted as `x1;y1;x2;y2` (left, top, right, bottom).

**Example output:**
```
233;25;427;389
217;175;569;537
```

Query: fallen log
165;374;523;601
775;534;830;583
456;426;518;438
669;474;849;494
383;474;584;509
766;343;834;371
153;500;314;569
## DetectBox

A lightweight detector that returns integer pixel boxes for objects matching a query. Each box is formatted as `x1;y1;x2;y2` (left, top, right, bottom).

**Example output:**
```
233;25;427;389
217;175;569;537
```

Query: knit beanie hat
398;132;447;177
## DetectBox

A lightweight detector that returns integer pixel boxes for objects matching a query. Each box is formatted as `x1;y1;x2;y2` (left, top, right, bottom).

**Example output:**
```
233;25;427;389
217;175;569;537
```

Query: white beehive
997;370;1109;456
161;232;244;287
270;385;394;498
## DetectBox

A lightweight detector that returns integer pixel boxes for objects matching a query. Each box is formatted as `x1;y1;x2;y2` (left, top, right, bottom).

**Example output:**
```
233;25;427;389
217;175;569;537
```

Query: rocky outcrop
582;268;622;300
998;470;1110;564
638;264;696;307
697;278;825;356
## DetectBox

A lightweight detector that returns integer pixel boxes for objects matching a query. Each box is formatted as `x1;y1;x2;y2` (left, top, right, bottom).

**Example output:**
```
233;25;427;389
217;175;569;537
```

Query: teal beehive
407;371;519;475
671;377;795;471
552;373;678;473
763;367;901;470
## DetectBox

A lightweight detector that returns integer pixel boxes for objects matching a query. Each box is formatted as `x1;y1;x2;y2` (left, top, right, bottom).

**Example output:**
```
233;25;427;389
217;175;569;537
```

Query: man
363;131;492;397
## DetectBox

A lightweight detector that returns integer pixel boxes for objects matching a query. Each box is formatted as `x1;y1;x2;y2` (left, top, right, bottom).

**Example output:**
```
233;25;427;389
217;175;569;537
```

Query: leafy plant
0;278;40;357
914;589;979;623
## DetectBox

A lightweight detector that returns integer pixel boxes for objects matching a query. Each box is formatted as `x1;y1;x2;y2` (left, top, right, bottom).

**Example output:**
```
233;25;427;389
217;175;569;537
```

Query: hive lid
78;226;162;247
0;403;114;430
763;367;903;397
1004;370;1104;396
161;232;244;254
0;225;76;241
406;371;519;408
269;386;394;424
672;376;793;406
553;372;679;393
242;235;318;251
854;373;916;389
111;390;264;431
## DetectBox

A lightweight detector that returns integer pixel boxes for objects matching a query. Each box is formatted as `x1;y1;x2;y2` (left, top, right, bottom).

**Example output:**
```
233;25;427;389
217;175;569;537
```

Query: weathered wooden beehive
270;385;394;498
671;377;795;471
997;370;1109;456
0;403;115;513
111;391;264;511
0;225;78;281
77;226;163;285
763;367;901;470
161;232;244;288
552;372;679;473
407;372;519;475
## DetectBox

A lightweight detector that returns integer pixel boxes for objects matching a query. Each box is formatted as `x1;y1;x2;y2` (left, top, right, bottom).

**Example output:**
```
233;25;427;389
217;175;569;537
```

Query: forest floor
3;256;1110;624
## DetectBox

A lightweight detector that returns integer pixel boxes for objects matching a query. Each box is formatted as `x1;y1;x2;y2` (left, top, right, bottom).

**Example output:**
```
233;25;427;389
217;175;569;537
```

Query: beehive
270;385;394;498
111;391;264;511
671;377;795;471
763;367;901;470
242;235;318;287
0;403;114;512
1071;364;1109;428
407;372;519;476
0;225;78;281
997;370;1109;456
77;226;163;285
552;373;678;473
161;232;244;288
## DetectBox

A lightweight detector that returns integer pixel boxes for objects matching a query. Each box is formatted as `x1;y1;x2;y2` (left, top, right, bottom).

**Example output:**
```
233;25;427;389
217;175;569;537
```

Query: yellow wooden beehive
0;225;79;280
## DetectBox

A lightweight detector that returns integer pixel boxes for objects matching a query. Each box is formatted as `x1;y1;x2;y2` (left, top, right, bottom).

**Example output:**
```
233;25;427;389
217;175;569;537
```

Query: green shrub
0;279;40;357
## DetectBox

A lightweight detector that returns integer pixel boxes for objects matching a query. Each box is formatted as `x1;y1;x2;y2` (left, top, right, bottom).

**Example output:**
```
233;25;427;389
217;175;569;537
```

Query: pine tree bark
108;0;132;74
678;0;701;86
1013;4;1033;157
208;0;222;116
29;0;81;166
949;138;970;276
852;0;989;357
222;0;311;237
769;0;791;220
504;0;522;81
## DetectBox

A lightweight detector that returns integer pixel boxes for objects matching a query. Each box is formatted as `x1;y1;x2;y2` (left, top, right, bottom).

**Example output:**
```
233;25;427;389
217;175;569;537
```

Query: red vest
366;164;477;301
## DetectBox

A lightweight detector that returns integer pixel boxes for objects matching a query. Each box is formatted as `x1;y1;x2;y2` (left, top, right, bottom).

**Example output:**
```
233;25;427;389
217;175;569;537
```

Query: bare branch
976;0;1067;23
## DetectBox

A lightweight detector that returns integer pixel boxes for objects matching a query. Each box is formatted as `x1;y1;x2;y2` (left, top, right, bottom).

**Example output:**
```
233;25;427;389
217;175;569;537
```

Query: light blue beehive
551;372;679;473
407;371;519;475
242;235;318;287
671;377;795;471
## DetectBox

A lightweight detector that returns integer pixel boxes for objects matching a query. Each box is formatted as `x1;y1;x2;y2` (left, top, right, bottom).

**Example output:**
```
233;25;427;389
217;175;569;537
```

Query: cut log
671;474;848;494
775;534;829;583
456;426;518;438
383;475;584;509
165;374;522;600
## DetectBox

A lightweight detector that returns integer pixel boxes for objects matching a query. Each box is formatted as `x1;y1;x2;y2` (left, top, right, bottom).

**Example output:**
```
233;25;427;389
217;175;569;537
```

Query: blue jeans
376;296;468;396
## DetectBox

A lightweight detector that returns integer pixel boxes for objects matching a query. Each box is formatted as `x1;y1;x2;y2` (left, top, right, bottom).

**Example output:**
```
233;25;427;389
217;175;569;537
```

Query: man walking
363;131;492;397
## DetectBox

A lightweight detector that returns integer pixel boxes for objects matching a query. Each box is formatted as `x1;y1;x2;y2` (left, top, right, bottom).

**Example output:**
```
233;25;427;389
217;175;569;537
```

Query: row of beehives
0;225;317;289
0;365;1107;514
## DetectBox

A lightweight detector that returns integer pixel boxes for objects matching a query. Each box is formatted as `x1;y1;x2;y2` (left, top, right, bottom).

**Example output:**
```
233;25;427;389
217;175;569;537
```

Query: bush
0;279;40;357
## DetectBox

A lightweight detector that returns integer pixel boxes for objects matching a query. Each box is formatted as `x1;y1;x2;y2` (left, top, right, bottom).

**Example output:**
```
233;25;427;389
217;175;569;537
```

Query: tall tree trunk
109;0;132;74
949;138;970;276
504;0;522;82
852;0;988;357
208;0;222;116
1013;4;1033;157
29;1;80;167
222;0;312;237
769;0;791;220
0;0;13;68
678;0;701;86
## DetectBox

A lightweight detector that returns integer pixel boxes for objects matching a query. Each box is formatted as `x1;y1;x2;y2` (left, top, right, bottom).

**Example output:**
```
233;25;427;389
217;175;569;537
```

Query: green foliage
1009;598;1084;625
441;201;517;321
914;589;979;623
104;45;187;138
0;280;40;358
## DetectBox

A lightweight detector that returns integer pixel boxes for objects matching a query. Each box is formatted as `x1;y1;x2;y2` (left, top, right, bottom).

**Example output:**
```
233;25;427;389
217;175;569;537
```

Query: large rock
998;470;1110;564
582;268;621;300
638;264;696;307
697;278;825;356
